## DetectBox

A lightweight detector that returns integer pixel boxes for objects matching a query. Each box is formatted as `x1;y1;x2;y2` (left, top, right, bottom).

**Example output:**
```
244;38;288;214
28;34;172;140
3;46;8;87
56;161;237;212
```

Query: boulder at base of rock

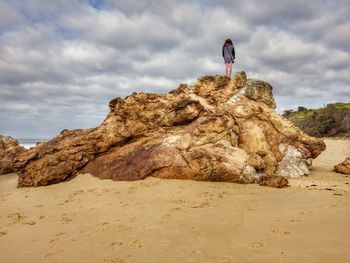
334;157;350;175
0;72;326;188
0;135;27;174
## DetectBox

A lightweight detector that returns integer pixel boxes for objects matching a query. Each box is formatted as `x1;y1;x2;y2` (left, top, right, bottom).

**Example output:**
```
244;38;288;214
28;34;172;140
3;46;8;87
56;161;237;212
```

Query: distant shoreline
18;139;49;149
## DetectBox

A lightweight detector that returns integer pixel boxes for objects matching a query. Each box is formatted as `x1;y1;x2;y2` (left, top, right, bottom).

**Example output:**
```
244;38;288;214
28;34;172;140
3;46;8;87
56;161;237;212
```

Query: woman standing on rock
222;39;235;78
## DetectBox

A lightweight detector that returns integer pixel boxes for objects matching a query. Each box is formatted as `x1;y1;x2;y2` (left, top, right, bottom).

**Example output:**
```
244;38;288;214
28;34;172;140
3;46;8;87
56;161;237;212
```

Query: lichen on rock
0;72;326;188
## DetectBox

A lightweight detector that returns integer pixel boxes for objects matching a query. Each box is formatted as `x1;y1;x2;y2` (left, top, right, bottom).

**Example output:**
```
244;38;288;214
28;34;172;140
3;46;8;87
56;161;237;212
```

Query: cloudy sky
0;0;349;139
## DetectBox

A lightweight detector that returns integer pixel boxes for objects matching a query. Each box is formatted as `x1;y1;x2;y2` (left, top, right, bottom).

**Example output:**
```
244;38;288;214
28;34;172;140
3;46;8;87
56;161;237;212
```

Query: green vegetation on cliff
283;103;350;137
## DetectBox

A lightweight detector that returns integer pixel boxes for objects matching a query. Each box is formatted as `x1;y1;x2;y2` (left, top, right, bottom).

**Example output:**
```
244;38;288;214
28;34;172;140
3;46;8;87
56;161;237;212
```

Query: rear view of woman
222;39;235;78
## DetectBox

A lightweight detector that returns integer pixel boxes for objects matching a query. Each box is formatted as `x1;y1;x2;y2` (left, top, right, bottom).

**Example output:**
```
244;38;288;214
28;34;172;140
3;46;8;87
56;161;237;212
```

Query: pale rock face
275;144;311;178
242;164;258;178
0;72;326;188
163;135;182;146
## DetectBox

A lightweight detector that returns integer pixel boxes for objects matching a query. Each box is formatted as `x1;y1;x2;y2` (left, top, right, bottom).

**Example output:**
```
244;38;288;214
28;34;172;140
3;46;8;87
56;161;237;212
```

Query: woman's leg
225;63;229;77
228;62;233;77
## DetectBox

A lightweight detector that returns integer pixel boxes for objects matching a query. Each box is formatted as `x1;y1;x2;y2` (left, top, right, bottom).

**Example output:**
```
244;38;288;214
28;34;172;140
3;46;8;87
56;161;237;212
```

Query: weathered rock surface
0;72;326;188
0;135;27;174
334;157;350;175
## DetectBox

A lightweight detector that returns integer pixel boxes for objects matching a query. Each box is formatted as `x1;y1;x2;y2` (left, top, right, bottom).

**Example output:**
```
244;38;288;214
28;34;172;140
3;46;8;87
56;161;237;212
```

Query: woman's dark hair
224;39;233;45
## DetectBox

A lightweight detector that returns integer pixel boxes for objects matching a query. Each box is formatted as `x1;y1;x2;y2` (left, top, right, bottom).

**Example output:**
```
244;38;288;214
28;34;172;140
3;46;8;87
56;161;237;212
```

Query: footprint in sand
250;242;264;248
97;222;110;232
7;212;27;225
49;238;58;245
49;233;66;247
130;239;143;248
273;254;286;263
43;252;54;258
22;220;36;225
87;188;98;194
289;219;302;224
333;193;343;196
117;224;131;232
0;230;8;236
299;209;314;216
110;241;123;248
8;212;37;225
56;232;66;237
167;207;182;214
173;199;187;205
217;191;227;198
218;256;233;263
60;217;73;224
190;202;211;208
71;189;85;196
272;229;291;237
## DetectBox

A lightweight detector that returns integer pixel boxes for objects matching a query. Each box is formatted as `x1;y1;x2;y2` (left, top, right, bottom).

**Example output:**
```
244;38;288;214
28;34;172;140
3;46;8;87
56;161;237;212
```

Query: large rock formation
334;157;350;175
0;72;326;188
0;135;27;174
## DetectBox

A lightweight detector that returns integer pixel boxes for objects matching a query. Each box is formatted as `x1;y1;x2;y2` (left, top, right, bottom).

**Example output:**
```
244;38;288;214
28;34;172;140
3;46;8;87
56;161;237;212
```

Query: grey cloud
61;9;183;51
325;22;350;51
105;0;191;15
0;1;24;31
9;0;83;22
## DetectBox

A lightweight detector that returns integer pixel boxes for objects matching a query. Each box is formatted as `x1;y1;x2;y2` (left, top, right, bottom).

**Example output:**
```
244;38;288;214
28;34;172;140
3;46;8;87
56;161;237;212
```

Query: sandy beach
0;138;349;263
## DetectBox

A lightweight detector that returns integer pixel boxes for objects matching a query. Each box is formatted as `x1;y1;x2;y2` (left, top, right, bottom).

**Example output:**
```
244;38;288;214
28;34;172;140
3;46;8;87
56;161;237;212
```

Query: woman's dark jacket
222;44;235;61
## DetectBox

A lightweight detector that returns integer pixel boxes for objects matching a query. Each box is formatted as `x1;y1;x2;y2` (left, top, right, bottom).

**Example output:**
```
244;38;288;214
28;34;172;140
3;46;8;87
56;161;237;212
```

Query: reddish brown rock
0;72;326;188
334;157;350;175
0;135;27;174
257;175;289;188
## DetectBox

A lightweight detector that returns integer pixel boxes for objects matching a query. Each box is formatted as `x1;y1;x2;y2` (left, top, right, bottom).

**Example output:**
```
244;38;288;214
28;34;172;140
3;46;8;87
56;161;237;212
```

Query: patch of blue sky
86;0;105;10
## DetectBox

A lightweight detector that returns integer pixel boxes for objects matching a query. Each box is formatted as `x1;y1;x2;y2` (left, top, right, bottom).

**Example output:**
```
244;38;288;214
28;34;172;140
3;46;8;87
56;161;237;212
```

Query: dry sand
0;138;349;263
